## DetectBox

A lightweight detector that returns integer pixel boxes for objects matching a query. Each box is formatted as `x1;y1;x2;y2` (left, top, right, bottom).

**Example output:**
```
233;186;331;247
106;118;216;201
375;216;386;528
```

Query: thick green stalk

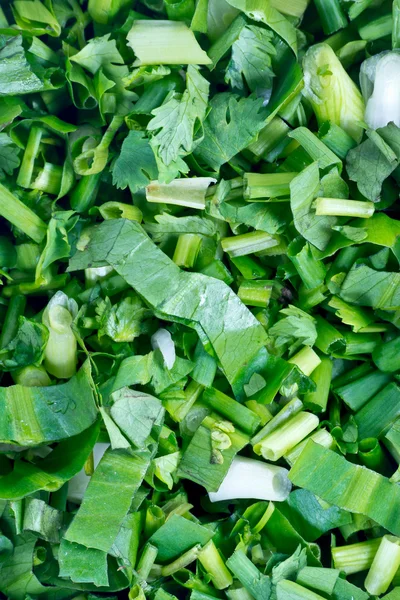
365;536;400;595
0;183;47;243
0;295;26;349
17;126;44;189
70;173;102;213
198;541;233;590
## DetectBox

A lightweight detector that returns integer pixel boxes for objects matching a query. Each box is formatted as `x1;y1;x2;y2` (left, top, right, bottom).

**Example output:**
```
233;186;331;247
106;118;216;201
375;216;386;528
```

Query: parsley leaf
112;130;158;194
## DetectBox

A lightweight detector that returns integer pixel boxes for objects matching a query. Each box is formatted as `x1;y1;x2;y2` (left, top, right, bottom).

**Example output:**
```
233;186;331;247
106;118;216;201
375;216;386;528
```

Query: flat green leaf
346;137;397;202
110;389;164;449
194;93;268;170
64;447;151;553
148;65;210;166
112;129;158;194
0;360;97;446
149;514;214;562
340;262;400;310
58;540;109;587
0;532;48;600
226;0;297;55
0;133;20;177
68;220;268;399
0;317;48;371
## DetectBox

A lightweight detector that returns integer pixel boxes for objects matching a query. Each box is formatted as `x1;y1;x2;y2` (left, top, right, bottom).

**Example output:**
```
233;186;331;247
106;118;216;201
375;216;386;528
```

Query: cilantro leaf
194;93;268;170
112;130;158;194
0;133;20;178
226;24;275;99
147;65;210;166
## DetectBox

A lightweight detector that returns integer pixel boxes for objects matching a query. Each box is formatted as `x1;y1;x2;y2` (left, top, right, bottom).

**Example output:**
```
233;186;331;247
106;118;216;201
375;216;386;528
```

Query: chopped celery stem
313;0;347;34
238;280;273;308
173;234;202;268
254;411;319;461
288;346;321;376
17;126;44;188
332;538;381;574
315;197;375;218
244;172;297;200
198;541;233;589
221;231;279;257
0;183;47;243
365;535;400;595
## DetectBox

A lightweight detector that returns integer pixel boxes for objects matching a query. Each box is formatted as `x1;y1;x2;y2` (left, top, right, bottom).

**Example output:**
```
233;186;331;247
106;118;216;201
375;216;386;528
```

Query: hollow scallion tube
221;232;279;257
42;292;78;379
254;412;319;461
284;428;335;466
332;538;381;574
198;541;233;589
0;183;47;243
12;365;51;387
318;121;357;159
238;280;273;307
313;0;347;34
173;234;202;268
70;173;102;213
208;456;292;503
0;295;26;349
288;346;321;376
17;126;44;188
244;172;297;200
315;198;375;218
365;535;400;595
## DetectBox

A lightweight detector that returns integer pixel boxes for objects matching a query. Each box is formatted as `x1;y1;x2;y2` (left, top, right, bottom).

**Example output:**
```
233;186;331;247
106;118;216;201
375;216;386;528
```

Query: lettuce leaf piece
289;441;400;536
194;93;268;170
0;360;97;446
69;219;268;399
64;447;151;553
0;421;100;500
110;389;164;449
340;262;400;310
290;162;337;251
35;210;78;283
0;317;48;371
22;497;62;543
148;514;214;562
0;531;48;600
112;129;158;194
0;132;20;177
58;540;109;587
12;0;61;37
145;213;220;244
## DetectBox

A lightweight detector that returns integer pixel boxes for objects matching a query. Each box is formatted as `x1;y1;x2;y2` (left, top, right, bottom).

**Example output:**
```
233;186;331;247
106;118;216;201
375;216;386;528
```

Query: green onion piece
200;260;234;285
202;387;260;435
0;183;47;243
245;400;273;426
198;541;233;589
165;0;195;21
12;365;51;387
221;232;279;257
288;347;321;376
290;442;400;536
270;0;309;18
365;536;400;595
288;238;327;290
99;201;143;223
244;173;297;200
226;587;254;600
318;121;357;159
146;177;216;209
15;244;40;272
164;380;203;423
252;397;303;446
343;331;380;355
313;0;347;34
332;361;372;388
0;236;16;268
74;115;123;176
43;292;78;379
276;580;326;599
358;11;393;41
70;173;102;213
315;197;375;218
336;40;368;69
207;14;247;69
288;127;342;172
254;412;319;461
373;336;400;372
355;382;400;440
137;543;159;580
30;163;62;196
384;419;400;462
284;428;334;466
144;505;165;539
230;255;269;279
303;356;332;413
84;266;114;288
2;274;69;297
0;295;26;349
173;234;202;269
358;437;392;475
127;20;211;65
394;0;400;49
226;549;272;600
17;126;44;189
192;341;217;388
245;118;291;161
335;369;391;411
161;545;201;576
332;538;381;575
238;280;273;307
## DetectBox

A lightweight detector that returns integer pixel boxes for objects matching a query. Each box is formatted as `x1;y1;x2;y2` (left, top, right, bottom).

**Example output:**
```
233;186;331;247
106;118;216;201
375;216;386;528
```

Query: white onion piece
151;328;176;370
208;456;292;503
67;442;110;503
365;53;400;129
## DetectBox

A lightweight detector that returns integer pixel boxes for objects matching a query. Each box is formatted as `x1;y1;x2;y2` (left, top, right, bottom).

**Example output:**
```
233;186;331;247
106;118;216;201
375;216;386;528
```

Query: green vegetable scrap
0;0;400;598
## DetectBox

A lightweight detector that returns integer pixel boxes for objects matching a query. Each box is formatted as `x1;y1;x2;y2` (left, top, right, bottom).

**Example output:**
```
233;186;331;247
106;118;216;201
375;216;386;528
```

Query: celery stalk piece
146;178;216;209
127;20;212;65
221;231;280;257
208;456;292;503
365;536;400;595
288;346;321;376
315;197;375;218
303;43;365;141
0;183;47;243
254;412;319;461
198;541;233;589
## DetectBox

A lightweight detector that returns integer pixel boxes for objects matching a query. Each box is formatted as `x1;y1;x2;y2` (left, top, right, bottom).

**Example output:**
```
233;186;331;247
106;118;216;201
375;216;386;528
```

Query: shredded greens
1;0;400;598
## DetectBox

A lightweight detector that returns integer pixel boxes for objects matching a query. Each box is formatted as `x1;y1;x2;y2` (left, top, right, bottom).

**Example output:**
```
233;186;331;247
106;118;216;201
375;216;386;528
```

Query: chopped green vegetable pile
2;0;400;598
